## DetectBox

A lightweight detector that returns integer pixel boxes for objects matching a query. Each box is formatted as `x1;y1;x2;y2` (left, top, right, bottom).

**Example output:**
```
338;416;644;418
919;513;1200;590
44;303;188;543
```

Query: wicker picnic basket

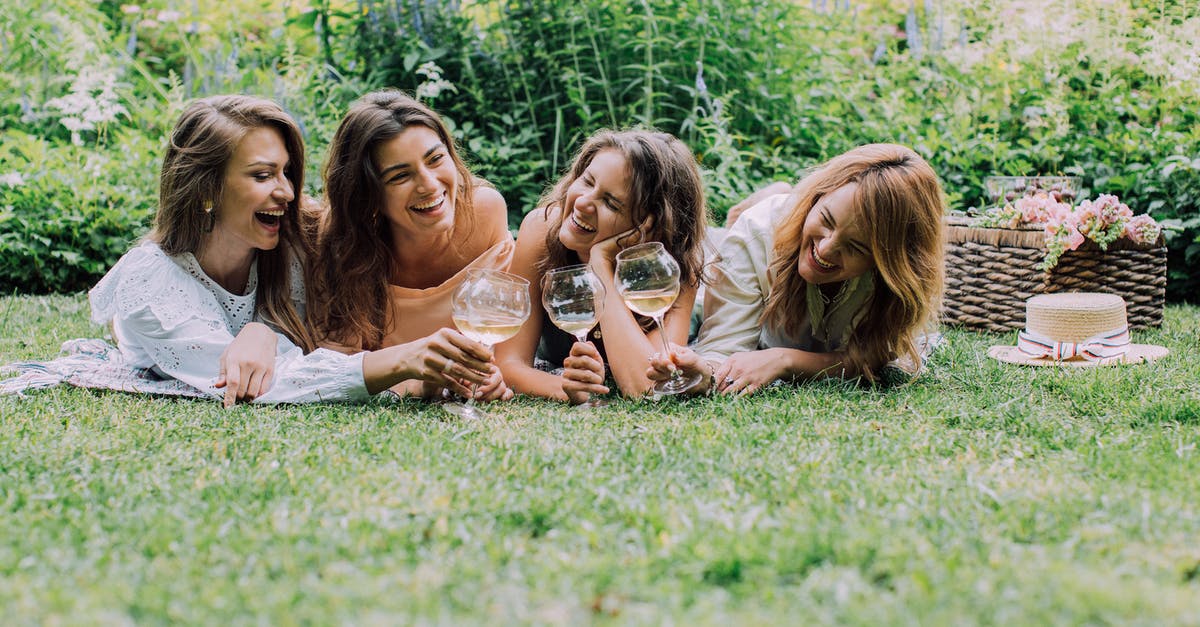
942;215;1167;332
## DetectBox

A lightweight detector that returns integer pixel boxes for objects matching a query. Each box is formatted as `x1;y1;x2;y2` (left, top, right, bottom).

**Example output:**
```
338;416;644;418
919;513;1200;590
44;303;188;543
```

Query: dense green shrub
338;0;1200;301
0;0;1197;300
0;129;159;293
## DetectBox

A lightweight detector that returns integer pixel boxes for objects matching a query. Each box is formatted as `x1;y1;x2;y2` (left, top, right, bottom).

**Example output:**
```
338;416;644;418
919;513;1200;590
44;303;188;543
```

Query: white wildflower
45;67;128;143
415;61;457;101
157;10;182;23
0;172;26;188
120;4;140;14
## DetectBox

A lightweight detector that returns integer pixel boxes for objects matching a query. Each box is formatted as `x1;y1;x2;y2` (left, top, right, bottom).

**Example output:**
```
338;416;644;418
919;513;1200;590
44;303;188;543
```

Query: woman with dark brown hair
88;95;494;405
648;143;946;394
496;129;709;402
308;90;515;400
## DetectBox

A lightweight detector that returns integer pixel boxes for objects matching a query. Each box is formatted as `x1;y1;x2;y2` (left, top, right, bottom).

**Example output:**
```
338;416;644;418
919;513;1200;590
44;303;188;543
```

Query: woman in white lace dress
90;95;495;406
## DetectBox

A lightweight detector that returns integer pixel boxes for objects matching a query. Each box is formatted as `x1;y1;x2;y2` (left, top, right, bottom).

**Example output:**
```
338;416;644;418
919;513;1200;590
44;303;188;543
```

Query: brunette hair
308;90;476;349
762;143;945;380
149;94;316;351
538;130;708;287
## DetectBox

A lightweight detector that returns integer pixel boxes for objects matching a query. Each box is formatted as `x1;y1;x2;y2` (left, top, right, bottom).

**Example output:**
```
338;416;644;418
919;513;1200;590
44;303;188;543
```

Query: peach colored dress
380;235;515;347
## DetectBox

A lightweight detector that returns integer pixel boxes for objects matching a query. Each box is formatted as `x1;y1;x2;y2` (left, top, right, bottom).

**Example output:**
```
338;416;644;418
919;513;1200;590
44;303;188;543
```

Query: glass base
653;371;703;396
575;396;609;409
442;400;488;419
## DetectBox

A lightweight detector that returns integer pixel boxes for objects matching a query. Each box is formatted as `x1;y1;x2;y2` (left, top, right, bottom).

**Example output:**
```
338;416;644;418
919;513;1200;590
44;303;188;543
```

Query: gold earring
202;202;215;233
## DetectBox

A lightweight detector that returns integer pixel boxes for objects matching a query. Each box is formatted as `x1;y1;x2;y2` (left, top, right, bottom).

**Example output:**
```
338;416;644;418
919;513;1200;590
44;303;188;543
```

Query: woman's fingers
436;357;488;384
562;363;605;385
440;329;493;364
222;362;240;408
242;368;266;401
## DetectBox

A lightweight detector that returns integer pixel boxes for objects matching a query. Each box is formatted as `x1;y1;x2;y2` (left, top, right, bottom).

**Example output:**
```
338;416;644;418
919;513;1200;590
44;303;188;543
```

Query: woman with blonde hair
307;90;515;400
86;95;495;405
497;129;708;402
649;143;945;394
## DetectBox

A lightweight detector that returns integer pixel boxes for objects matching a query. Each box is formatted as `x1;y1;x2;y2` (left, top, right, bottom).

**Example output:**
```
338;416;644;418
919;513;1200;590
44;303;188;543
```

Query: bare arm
587;235;696;399
494;209;574;401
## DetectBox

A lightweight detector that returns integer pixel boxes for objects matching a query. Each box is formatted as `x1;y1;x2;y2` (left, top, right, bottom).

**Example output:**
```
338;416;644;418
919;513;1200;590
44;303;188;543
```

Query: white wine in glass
613;242;702;395
444;269;530;419
542;264;607;408
619;286;678;318
450;315;525;346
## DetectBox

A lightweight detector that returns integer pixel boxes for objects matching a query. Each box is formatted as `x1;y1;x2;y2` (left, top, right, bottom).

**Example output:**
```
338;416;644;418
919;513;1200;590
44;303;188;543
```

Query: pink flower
1064;223;1086;250
1014;192;1072;225
1044;219;1085;251
1125;214;1162;245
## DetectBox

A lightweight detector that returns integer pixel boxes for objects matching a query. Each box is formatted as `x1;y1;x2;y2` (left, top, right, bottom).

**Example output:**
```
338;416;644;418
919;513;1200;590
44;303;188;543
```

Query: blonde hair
150;95;316;351
762;143;945;380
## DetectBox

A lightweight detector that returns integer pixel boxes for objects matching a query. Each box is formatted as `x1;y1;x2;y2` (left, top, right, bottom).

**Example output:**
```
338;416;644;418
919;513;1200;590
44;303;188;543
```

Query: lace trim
177;252;257;332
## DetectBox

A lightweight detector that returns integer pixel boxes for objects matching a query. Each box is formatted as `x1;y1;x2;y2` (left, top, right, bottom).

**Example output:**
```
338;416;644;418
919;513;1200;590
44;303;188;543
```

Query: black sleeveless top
536;308;607;367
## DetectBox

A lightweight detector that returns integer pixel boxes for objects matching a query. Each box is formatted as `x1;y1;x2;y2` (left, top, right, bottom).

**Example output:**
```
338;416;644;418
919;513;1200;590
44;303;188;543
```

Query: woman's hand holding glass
445;269;530;418
378;327;493;398
543;264;609;406
613;242;702;396
646;344;709;394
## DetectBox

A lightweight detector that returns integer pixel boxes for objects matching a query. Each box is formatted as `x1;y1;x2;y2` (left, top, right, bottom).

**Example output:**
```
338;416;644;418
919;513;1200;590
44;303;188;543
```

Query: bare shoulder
459;185;511;255
472;184;509;229
517;205;556;240
510;207;555;278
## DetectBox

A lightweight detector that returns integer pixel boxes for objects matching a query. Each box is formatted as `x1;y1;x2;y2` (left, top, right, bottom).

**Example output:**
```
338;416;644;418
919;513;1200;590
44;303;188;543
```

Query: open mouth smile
811;245;838;272
411;194;444;213
571;212;596;233
255;206;286;227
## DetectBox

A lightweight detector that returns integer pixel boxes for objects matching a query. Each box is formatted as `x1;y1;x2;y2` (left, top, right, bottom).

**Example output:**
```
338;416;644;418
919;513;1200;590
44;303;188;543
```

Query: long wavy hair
308;90;476;349
539;130;708;289
149;94;316;351
761;143;945;380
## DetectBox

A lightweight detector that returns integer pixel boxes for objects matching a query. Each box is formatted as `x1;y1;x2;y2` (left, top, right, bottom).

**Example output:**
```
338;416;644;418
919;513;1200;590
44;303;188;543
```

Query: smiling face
557;149;635;260
795;182;875;285
208;126;295;255
374;125;459;236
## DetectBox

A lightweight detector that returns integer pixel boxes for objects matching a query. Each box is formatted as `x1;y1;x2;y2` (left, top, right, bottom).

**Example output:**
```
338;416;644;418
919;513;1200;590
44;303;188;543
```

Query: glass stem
574;332;591;404
654;316;678;381
465;343;492;407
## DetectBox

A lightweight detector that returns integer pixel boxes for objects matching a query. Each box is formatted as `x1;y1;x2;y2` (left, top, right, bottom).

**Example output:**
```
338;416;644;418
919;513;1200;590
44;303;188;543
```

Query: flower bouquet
974;192;1164;270
943;184;1167;332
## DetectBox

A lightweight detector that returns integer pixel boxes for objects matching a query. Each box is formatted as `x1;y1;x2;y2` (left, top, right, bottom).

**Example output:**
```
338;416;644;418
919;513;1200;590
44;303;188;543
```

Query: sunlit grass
2;294;1199;623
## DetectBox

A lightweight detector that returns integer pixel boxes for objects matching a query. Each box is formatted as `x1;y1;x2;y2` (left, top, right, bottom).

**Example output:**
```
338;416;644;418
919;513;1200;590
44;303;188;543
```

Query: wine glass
542;264;608;408
613;242;702;395
444;268;530;419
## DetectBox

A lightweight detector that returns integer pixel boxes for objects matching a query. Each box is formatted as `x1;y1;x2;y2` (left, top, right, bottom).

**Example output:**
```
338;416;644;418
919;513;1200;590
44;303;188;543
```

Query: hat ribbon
1016;325;1130;363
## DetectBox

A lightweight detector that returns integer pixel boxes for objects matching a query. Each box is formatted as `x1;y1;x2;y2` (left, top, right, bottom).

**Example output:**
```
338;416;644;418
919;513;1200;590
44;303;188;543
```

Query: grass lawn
2;294;1199;624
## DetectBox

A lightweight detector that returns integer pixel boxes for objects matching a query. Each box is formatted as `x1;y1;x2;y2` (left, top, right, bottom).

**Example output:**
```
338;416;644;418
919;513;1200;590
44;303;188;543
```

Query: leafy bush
0;129;159;293
337;0;1200;300
1;0;1197;301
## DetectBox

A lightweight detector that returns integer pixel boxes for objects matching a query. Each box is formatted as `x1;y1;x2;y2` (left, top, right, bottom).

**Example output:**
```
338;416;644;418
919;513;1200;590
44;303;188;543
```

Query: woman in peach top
307;91;515;400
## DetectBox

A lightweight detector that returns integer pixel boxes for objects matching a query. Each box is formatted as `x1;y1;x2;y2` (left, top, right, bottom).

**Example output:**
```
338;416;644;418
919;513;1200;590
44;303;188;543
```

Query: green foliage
0;130;159;293
1;0;1199;299
336;0;1200;299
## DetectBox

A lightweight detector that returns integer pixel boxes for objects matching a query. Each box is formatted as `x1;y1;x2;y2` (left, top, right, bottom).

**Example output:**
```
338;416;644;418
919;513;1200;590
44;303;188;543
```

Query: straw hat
987;292;1168;367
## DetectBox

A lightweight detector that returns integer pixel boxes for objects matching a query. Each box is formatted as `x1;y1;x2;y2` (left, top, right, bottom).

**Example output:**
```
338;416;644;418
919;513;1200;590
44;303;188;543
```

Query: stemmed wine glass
613;242;702;395
444;268;530;419
542;264;608;408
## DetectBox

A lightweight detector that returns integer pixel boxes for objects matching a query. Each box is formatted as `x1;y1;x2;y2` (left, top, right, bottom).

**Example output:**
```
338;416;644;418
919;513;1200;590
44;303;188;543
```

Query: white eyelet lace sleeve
90;242;371;404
